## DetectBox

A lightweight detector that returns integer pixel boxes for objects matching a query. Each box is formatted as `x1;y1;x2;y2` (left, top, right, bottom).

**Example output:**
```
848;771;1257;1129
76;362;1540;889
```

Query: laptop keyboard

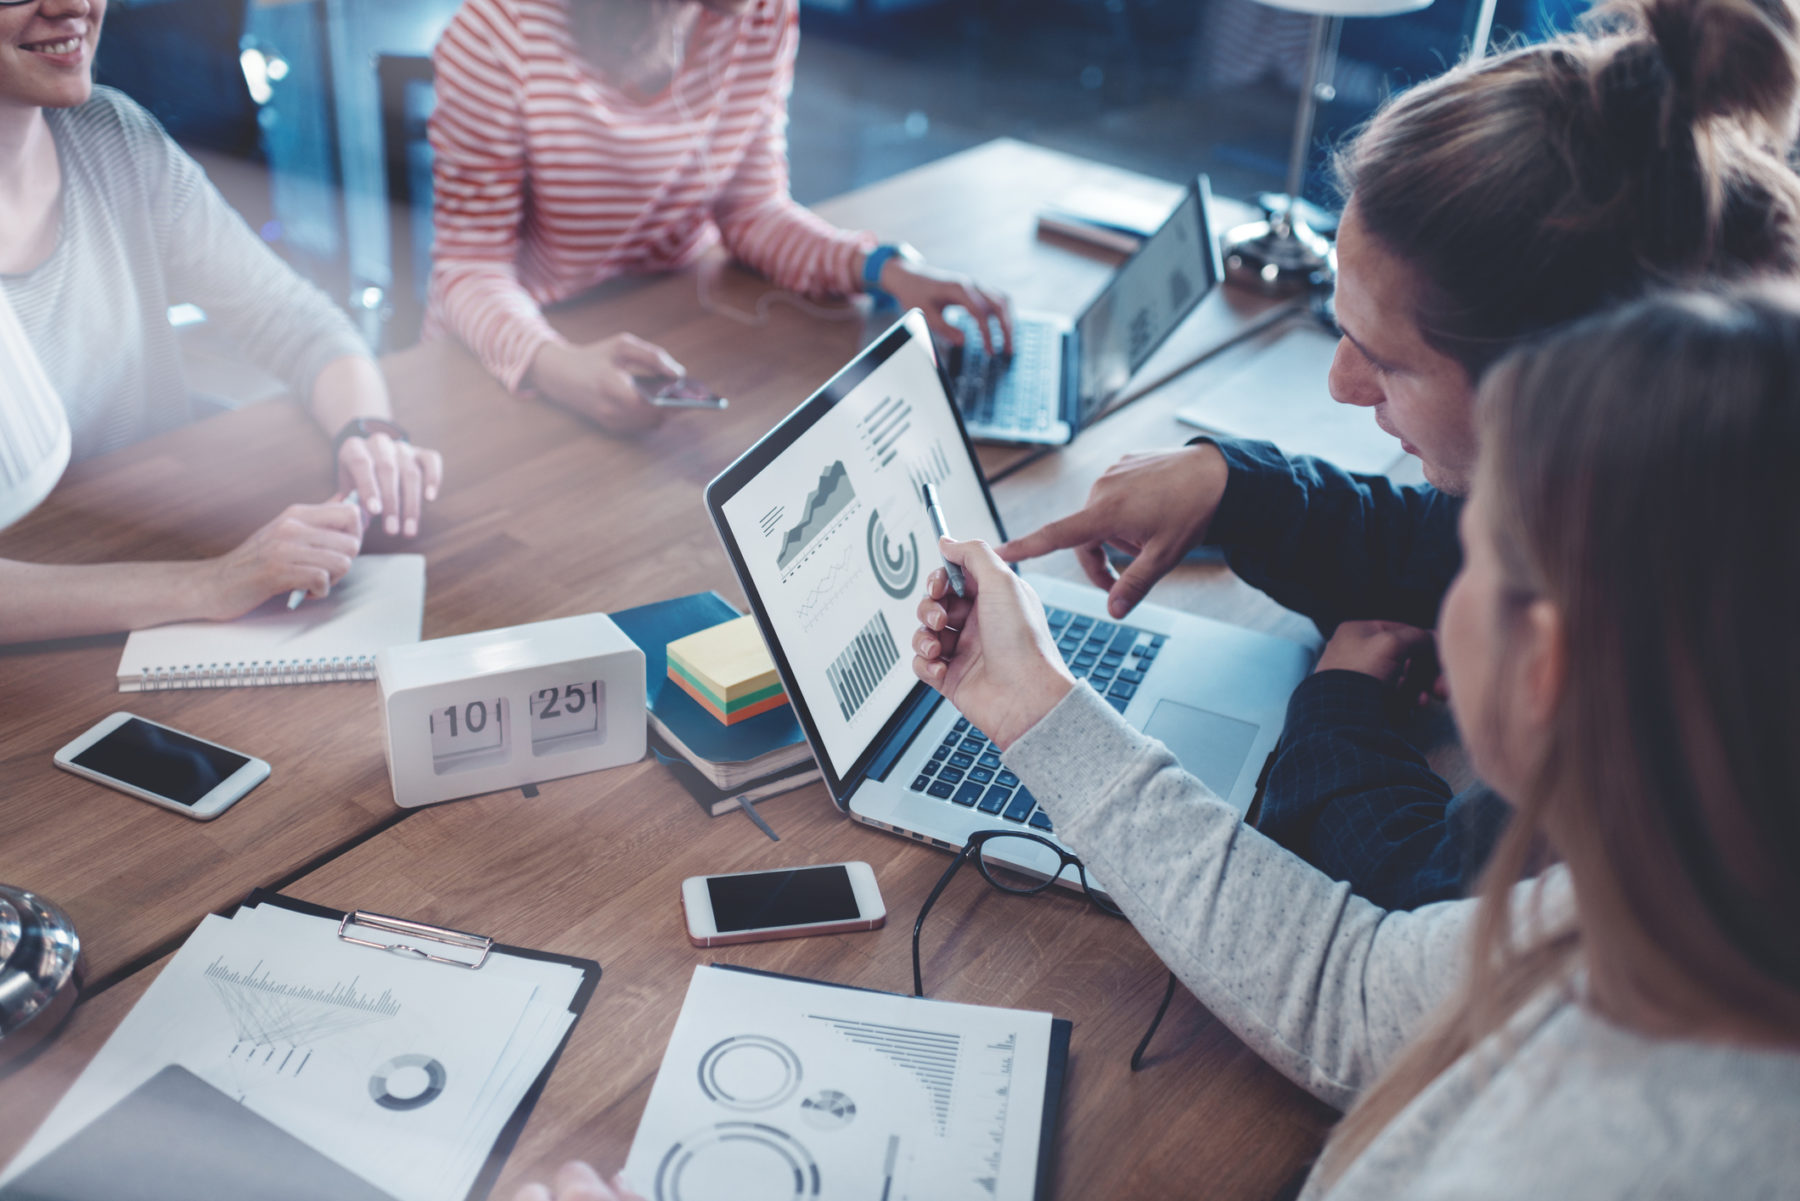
906;606;1167;832
949;312;1058;434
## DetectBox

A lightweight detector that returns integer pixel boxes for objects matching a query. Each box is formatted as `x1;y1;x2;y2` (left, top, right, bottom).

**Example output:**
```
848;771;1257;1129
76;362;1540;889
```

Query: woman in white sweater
0;0;445;641
903;284;1800;1197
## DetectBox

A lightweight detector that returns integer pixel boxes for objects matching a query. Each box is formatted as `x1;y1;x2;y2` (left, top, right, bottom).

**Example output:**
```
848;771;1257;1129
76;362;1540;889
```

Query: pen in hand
920;483;966;599
286;489;362;610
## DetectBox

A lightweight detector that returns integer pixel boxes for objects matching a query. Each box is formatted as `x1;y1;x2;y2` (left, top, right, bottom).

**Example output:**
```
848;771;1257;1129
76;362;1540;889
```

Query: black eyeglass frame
910;827;1182;1071
911;828;1123;998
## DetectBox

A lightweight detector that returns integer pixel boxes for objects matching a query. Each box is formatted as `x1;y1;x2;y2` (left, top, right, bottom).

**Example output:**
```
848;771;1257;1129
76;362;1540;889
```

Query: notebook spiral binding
138;655;379;689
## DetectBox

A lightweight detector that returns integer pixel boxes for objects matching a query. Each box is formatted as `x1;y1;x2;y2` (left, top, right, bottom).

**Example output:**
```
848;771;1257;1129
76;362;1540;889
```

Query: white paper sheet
625;966;1054;1201
6;903;586;1201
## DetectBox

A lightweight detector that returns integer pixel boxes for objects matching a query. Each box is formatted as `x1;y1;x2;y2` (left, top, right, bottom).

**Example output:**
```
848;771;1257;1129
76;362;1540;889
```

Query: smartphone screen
706;865;860;933
71;717;250;806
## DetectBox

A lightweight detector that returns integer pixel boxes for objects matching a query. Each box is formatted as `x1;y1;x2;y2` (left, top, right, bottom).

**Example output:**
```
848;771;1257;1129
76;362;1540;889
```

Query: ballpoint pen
919;482;965;599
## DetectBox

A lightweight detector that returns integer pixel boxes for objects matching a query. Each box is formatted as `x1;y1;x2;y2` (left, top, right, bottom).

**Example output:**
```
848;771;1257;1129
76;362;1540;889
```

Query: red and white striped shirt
426;0;873;392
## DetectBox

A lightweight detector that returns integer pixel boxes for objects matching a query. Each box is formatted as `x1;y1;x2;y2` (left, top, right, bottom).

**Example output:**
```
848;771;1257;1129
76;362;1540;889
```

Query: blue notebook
610;593;814;789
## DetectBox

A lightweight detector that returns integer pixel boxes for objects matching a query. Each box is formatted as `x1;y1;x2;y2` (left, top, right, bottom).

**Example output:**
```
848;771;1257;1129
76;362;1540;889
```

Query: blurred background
97;0;1581;385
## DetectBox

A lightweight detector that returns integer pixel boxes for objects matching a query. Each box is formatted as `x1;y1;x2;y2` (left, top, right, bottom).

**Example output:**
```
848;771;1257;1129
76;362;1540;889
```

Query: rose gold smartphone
681;861;885;947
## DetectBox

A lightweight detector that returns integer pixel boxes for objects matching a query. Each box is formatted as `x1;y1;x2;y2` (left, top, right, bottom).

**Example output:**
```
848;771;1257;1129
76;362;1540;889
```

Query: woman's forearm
0;557;214;644
306;354;393;439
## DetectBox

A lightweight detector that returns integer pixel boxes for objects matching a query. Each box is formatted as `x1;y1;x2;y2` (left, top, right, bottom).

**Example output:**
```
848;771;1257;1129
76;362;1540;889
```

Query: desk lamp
1223;0;1433;295
0;286;82;1069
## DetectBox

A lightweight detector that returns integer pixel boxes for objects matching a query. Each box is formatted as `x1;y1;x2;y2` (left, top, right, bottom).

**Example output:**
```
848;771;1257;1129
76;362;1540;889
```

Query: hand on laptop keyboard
880;264;1015;356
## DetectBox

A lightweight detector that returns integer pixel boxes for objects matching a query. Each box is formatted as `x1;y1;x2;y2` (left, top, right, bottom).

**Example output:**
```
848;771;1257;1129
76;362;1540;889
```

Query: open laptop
707;311;1313;889
948;174;1225;446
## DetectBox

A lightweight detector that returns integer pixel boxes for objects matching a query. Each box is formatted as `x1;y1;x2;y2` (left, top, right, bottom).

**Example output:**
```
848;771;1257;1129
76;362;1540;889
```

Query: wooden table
0;140;1337;1198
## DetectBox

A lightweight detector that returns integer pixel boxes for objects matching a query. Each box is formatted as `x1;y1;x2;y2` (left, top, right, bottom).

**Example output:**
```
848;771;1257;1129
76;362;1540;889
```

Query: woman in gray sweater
908;285;1800;1198
0;0;445;641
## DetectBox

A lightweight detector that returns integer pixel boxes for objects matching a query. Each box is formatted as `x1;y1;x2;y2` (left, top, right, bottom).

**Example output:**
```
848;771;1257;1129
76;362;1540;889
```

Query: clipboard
236;889;602;1201
708;963;1073;1201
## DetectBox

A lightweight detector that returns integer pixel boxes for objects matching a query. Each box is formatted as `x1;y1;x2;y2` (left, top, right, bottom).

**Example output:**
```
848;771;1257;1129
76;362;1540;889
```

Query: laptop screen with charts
708;310;1005;801
1071;175;1223;423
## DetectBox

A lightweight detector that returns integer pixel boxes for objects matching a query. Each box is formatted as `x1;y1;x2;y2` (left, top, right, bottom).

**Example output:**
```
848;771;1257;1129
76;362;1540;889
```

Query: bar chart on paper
826;612;900;720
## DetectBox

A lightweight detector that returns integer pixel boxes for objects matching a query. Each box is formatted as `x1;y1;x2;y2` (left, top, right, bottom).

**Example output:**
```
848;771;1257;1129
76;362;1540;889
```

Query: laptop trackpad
1142;700;1259;801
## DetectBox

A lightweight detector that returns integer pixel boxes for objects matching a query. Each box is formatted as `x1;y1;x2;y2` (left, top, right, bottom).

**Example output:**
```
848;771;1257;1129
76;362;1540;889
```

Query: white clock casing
376;612;646;809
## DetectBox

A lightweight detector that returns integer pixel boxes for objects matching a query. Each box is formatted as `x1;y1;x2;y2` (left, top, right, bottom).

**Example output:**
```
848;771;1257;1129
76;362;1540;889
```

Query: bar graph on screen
825;612;900;720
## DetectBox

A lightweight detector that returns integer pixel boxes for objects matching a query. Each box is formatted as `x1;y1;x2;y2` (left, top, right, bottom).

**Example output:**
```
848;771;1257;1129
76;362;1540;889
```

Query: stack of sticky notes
665;615;789;726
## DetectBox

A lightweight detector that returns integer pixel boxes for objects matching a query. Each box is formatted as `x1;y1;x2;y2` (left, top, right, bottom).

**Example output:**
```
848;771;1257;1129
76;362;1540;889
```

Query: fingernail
1110;599;1124;617
404;519;417;537
386;515;400;535
426;487;438;501
366;495;382;514
928;611;942;630
923;639;937;658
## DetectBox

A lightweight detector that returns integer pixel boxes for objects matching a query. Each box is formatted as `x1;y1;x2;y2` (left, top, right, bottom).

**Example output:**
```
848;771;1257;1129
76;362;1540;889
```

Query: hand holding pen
285;490;366;609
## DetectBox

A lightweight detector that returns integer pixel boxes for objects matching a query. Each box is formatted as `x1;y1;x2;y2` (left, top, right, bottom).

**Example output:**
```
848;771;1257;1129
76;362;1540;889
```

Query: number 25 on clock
528;681;605;755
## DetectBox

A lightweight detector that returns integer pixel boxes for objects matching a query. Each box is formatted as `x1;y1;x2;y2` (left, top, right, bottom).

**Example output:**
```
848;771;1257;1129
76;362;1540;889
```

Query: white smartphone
54;712;270;821
634;374;729;410
682;861;885;947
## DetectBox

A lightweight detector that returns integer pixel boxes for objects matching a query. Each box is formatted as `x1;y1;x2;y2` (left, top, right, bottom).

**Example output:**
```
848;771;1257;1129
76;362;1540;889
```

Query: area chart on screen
776;462;855;574
825;612;900;720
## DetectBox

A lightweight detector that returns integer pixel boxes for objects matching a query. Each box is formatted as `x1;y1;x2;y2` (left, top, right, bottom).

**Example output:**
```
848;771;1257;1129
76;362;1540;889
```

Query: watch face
528;680;605;756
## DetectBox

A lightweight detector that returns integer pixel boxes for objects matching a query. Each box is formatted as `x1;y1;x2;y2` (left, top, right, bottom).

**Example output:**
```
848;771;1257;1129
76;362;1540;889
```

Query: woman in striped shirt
428;0;1012;432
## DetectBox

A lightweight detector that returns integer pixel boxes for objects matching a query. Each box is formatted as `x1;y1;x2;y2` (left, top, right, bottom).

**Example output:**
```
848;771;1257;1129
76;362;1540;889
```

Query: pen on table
286;489;361;610
737;793;780;843
919;482;966;598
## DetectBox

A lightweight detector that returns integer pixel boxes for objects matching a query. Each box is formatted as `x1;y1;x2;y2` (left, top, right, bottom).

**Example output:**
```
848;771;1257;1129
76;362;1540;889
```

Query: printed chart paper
4;902;584;1201
625;966;1054;1201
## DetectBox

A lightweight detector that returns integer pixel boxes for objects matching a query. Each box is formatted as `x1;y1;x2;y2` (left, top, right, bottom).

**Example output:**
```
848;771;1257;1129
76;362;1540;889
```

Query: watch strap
333;416;410;457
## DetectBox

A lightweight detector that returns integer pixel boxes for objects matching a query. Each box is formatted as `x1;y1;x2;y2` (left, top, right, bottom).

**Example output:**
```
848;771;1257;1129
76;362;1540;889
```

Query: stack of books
610;594;819;816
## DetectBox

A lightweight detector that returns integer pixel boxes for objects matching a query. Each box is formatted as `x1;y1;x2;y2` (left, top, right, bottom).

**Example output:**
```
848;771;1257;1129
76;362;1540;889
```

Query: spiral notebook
115;554;425;691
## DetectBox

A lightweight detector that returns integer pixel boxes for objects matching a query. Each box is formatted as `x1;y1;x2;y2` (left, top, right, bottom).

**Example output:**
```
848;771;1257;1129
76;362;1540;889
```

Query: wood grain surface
0;140;1346;1198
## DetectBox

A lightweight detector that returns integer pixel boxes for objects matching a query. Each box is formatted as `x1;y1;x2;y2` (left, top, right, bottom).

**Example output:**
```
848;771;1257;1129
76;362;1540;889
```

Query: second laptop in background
948;174;1224;445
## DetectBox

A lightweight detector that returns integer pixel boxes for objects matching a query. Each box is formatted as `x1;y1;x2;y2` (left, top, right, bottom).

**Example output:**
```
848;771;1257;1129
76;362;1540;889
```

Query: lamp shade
1250;0;1431;16
0;285;70;532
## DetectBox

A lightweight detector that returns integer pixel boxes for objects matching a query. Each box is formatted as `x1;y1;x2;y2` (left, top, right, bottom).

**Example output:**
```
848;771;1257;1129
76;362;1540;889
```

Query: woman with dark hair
998;0;1800;909
427;0;1012;433
903;282;1800;1196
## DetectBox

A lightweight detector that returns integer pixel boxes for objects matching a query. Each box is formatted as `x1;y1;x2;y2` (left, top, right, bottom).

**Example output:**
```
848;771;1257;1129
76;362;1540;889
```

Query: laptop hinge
1062;326;1082;428
860;687;944;788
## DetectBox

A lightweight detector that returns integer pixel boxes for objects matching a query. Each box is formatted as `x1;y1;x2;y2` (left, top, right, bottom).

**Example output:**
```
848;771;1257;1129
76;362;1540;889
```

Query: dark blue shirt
1203;437;1507;909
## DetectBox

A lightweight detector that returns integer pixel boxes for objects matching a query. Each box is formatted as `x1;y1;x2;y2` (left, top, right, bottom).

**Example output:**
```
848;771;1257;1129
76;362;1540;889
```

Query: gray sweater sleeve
128;98;369;408
1004;683;1475;1111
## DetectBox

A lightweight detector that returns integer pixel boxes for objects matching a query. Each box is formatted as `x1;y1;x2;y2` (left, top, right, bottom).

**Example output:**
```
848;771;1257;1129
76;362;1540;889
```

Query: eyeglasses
910;828;1180;1070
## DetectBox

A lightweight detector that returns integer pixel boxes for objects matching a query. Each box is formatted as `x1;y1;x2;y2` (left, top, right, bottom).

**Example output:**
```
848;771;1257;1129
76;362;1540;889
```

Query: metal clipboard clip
337;910;495;970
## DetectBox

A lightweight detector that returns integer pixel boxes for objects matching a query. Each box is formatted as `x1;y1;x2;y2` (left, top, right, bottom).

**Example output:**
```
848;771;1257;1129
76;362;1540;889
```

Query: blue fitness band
862;243;920;308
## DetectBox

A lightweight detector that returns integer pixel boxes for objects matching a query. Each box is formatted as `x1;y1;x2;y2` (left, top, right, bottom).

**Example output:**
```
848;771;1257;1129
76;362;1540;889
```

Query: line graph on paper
794;541;859;631
206;956;399;1076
